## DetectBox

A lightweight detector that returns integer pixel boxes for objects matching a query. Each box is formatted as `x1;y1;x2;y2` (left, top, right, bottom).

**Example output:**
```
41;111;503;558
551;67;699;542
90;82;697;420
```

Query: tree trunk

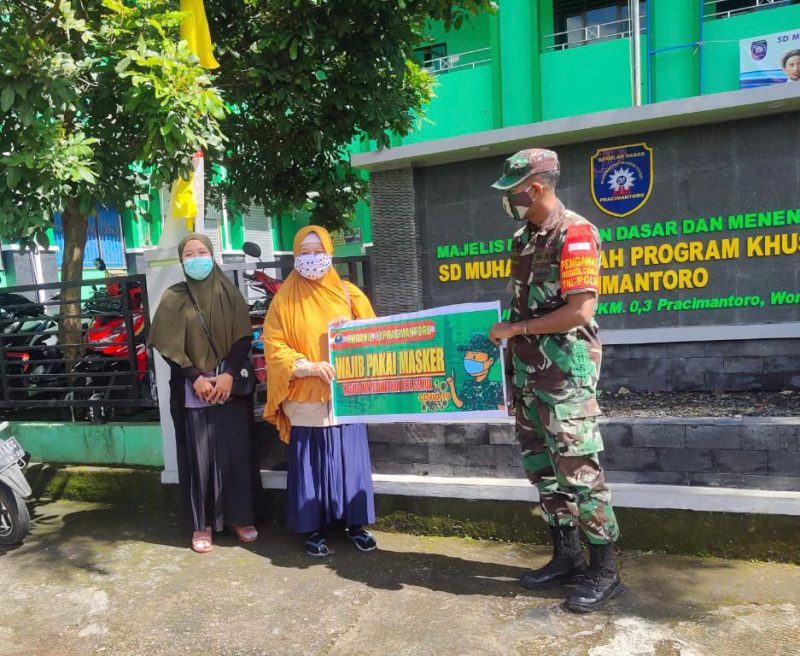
59;200;88;368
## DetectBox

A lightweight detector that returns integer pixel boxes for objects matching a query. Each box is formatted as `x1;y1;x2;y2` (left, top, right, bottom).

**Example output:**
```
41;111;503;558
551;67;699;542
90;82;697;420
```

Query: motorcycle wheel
63;391;89;422
0;483;31;545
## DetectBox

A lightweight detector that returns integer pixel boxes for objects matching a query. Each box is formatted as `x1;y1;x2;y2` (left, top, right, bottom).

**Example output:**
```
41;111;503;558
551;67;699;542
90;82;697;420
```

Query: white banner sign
740;28;800;89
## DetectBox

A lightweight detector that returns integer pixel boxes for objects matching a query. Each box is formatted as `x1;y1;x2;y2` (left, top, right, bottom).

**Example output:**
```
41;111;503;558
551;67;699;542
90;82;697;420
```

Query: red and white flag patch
560;224;600;295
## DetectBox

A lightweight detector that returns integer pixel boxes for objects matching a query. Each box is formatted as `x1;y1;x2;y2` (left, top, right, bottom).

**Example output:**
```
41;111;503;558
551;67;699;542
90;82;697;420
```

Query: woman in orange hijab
263;226;377;557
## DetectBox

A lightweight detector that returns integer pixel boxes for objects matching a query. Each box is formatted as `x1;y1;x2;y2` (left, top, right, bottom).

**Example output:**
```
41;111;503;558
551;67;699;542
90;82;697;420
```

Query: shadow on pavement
251;527;565;600
7;499;739;621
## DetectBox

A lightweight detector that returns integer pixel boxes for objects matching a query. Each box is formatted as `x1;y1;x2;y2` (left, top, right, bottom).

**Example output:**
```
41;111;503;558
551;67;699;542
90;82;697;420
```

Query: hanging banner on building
739;29;800;89
591;143;653;218
329;302;507;424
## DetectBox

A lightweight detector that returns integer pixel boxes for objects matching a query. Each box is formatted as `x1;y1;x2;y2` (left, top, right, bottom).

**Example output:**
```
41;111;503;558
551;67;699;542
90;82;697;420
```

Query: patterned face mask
502;183;536;221
294;253;332;280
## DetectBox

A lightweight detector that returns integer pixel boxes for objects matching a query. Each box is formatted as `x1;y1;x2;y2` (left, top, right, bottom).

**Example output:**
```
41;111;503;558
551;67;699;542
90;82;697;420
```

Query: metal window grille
544;0;647;52
704;0;797;19
53;206;126;270
242;206;275;263
542;18;647;51
416;48;492;74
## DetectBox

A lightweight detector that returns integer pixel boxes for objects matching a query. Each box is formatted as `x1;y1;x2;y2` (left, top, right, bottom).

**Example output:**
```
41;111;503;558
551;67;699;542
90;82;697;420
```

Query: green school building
2;0;798;288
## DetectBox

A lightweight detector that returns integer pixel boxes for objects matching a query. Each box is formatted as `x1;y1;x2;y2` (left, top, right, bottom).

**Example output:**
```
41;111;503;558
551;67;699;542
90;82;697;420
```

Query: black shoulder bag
188;297;255;399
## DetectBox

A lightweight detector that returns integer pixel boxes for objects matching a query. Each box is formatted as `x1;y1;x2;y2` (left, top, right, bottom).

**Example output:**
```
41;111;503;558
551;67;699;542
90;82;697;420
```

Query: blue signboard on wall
590;142;653;218
53;205;126;269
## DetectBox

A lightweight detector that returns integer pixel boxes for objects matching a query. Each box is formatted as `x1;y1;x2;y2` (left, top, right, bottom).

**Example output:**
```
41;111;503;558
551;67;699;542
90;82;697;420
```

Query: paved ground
1;500;799;656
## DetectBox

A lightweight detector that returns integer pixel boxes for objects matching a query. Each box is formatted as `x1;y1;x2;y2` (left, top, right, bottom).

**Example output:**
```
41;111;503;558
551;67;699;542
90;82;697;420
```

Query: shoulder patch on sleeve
560;223;600;295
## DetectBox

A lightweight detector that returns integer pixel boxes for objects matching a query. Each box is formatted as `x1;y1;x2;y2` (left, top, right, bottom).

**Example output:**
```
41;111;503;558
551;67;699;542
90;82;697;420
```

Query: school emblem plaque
590;142;653;218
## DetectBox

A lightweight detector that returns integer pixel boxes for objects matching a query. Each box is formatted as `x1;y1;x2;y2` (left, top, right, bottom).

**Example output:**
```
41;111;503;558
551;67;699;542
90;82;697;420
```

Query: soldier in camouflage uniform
446;334;505;412
488;148;623;613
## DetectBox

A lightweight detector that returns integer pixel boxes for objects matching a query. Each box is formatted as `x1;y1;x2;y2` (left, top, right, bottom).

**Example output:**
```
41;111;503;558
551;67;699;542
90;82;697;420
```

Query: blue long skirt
286;423;375;534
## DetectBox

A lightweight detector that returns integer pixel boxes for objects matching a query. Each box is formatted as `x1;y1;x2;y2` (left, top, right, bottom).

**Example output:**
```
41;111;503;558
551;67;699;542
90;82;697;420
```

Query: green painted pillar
539;1;555;52
228;206;245;250
148;188;163;246
650;0;700;102
270;213;283;253
121;207;141;251
274;210;309;253
489;13;504;129
498;0;542;126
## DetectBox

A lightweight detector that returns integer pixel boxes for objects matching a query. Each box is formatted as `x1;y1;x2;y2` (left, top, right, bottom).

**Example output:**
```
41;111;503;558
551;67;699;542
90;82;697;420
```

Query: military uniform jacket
509;200;604;411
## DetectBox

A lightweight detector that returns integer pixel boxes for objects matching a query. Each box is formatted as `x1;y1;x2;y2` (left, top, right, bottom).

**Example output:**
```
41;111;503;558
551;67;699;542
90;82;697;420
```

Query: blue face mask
183;256;214;281
463;358;486;375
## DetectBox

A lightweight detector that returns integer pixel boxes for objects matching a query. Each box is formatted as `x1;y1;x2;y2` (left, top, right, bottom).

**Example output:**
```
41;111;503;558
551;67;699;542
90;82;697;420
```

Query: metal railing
703;0;794;19
0;276;155;421
419;47;492;74
542;17;647;52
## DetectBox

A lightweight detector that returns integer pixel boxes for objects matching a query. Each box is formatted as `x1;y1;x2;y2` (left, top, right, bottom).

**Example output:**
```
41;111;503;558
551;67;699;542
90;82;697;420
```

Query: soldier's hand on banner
315;361;336;384
489;321;515;344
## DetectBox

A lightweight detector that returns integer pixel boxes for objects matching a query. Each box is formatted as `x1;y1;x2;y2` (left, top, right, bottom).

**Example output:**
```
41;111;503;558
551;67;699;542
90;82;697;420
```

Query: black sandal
304;532;330;558
346;526;377;552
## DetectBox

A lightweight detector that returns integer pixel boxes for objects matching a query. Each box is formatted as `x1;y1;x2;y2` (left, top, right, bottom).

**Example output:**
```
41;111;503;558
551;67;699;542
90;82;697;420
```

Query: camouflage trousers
515;387;620;545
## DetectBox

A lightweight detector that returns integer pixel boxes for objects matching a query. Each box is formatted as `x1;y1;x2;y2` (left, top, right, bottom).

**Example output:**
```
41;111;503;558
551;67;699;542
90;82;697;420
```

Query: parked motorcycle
0;292;44;325
242;241;282;316
241;242;282;384
0;260;119;408
65;260;150;422
0;421;31;545
0;293;64;404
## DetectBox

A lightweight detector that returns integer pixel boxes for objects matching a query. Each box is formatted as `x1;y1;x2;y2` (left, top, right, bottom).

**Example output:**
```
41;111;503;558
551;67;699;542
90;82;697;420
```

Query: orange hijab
263;226;375;442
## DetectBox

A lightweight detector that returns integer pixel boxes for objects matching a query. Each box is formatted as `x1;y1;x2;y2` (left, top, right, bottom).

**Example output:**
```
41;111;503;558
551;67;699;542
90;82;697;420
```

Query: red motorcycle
65;275;150;422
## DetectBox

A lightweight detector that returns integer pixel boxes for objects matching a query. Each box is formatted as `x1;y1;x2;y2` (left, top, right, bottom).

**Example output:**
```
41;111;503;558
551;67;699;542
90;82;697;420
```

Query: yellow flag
169;175;197;231
161;1;216;245
180;0;219;69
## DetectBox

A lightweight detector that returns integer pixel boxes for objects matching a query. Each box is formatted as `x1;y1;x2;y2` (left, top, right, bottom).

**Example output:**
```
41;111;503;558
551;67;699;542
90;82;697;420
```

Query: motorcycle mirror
243;242;262;259
94;258;107;272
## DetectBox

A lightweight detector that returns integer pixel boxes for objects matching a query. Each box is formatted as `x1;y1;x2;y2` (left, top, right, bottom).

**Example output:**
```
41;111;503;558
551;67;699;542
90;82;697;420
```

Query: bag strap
186;286;221;363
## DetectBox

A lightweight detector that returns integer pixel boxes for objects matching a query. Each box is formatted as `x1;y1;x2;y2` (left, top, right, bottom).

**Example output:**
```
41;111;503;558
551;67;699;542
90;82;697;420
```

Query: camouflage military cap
458;333;499;358
491;148;560;191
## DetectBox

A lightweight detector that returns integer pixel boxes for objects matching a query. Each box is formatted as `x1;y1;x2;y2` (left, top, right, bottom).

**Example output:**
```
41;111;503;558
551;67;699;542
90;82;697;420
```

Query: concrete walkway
1;500;798;656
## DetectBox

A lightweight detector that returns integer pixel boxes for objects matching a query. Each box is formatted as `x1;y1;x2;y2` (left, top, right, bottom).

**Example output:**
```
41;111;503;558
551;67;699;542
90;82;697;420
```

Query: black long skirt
184;398;255;532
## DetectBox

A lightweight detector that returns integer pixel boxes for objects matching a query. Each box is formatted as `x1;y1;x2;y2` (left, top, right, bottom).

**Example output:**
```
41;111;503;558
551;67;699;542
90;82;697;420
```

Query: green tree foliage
207;0;495;230
0;0;226;257
0;0;226;355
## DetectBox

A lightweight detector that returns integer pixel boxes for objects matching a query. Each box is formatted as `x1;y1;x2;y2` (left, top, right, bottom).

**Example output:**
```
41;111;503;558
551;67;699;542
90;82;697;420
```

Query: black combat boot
519;525;588;589
563;541;624;612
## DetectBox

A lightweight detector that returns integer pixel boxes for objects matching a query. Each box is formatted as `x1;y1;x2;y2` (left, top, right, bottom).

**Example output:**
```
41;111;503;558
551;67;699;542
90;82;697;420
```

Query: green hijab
150;233;252;372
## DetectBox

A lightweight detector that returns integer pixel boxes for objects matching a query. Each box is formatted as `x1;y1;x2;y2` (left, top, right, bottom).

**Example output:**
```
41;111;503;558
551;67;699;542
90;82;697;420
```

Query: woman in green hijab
150;233;257;553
